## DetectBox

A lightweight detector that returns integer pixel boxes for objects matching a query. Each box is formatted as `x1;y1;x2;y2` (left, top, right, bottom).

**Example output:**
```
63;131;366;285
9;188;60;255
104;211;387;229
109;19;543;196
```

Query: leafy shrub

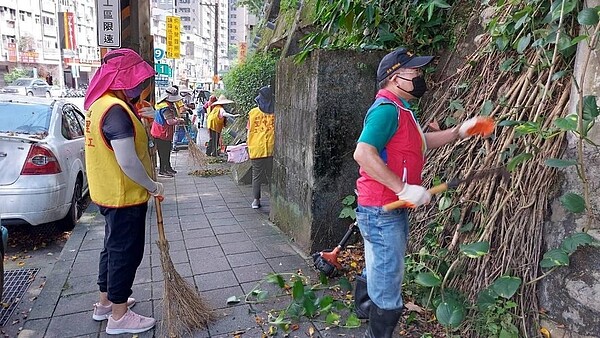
222;50;278;115
4;68;30;84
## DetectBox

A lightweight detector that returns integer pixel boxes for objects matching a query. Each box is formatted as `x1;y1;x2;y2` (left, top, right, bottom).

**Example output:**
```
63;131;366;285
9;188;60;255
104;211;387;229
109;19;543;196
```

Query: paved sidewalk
17;134;366;337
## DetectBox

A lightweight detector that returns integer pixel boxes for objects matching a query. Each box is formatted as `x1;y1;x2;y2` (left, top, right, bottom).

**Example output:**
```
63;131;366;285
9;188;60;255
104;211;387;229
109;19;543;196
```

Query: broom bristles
185;131;208;168
157;240;214;337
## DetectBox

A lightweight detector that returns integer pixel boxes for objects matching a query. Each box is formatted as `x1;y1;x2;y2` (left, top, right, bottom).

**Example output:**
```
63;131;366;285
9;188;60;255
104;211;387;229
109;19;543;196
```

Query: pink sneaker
106;309;156;335
92;297;136;321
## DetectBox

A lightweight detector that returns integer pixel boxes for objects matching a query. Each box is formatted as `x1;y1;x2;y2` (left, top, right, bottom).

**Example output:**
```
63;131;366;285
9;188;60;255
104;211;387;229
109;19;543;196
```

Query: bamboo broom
176;102;208;168
154;197;214;337
138;99;214;337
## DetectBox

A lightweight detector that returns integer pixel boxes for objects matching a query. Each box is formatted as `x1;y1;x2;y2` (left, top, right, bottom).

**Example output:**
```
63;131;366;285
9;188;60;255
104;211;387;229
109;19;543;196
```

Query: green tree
236;0;263;16
222;50;278;114
4;68;30;84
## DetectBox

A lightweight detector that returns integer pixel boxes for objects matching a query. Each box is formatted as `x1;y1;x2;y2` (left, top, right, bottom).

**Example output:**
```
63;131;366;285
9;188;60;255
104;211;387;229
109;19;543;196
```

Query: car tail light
21;144;62;175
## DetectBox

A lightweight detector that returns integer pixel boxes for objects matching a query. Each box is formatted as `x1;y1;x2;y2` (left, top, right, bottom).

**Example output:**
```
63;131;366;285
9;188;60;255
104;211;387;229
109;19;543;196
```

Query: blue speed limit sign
154;48;165;61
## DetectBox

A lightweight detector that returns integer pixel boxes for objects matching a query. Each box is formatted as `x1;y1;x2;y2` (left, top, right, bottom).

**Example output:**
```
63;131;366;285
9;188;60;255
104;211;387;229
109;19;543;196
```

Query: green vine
228;272;360;335
296;0;461;62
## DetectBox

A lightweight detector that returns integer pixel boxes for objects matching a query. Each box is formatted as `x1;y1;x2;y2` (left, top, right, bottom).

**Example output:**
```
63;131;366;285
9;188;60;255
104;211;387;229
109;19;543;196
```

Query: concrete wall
270;49;385;253
539;1;600;335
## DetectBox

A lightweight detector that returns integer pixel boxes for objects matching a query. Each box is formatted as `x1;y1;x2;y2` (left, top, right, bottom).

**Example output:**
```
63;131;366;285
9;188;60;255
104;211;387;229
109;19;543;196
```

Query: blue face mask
124;83;144;99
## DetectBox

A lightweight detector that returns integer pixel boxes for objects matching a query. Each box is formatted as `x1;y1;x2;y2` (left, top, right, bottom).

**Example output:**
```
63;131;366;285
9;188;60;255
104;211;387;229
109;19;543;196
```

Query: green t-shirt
357;103;399;153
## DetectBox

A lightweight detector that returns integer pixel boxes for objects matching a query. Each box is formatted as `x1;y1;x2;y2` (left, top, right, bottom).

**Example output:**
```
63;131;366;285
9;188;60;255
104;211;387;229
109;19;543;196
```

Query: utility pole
200;1;219;90
117;0;155;104
214;0;219;90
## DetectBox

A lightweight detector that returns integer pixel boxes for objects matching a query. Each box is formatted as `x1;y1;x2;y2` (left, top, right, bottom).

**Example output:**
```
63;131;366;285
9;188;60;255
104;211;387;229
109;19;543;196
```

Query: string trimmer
312;167;509;277
312;222;360;277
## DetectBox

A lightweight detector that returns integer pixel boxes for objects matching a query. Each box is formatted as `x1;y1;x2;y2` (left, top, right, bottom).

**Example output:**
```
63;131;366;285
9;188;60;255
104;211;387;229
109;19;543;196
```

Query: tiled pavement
17;130;367;338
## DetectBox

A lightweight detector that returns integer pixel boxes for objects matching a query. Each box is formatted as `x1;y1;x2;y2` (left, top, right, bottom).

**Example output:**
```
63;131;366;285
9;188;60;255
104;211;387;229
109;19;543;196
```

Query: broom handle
154;196;168;244
138;106;169;247
382;183;449;211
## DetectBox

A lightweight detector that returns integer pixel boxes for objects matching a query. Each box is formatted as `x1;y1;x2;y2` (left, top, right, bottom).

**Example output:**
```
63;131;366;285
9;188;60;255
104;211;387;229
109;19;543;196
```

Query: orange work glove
458;116;495;139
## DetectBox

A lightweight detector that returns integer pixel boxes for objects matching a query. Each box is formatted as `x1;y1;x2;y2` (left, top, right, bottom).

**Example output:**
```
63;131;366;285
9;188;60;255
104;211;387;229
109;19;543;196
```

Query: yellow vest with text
247;107;275;159
207;105;225;133
85;93;153;207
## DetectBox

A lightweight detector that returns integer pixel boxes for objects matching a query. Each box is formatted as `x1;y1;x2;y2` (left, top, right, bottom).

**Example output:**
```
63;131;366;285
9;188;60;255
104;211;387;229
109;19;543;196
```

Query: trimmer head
312;247;343;277
312;252;338;277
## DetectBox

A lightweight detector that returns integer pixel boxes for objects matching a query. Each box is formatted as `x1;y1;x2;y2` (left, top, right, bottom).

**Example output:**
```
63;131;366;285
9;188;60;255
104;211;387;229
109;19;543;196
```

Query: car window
62;105;84;139
71;105;86;128
14;79;33;86
0;102;51;137
34;81;46;86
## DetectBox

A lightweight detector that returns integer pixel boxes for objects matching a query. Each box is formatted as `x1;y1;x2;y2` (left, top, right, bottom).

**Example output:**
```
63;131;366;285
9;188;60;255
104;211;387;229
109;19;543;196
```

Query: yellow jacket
85;93;153;207
207;105;225;133
247;107;275;159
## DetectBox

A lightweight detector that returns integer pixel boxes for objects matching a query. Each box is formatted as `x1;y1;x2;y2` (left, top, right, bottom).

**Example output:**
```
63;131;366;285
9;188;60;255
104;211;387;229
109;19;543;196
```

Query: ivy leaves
221;51;278;115
297;0;455;62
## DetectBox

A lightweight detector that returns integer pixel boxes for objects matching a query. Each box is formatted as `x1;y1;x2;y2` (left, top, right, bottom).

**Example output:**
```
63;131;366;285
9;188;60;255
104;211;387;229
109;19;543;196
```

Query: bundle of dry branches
414;40;572;335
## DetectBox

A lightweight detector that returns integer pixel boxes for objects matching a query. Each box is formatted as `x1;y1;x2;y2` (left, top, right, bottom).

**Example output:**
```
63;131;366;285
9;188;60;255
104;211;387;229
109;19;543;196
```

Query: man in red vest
353;48;493;337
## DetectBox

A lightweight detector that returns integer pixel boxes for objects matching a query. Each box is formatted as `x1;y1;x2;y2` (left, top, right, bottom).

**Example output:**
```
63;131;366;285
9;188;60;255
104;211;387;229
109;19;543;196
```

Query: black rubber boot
354;275;372;319
364;303;402;338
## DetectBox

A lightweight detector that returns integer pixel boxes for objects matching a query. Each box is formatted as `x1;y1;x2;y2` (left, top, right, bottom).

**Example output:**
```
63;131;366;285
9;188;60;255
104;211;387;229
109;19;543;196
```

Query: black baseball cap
376;48;434;82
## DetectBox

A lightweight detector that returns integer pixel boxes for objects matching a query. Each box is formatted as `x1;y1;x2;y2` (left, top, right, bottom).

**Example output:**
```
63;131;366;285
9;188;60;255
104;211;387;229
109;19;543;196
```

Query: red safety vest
356;91;426;206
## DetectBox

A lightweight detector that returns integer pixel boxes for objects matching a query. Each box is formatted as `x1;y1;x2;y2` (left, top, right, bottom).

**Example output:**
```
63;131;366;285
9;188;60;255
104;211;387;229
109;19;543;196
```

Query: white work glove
396;184;431;208
458;116;495;139
149;182;164;198
138;106;155;119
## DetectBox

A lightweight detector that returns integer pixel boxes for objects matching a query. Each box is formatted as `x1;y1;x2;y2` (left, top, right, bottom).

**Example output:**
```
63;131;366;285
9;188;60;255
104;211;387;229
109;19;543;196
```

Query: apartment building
152;0;229;89
228;0;256;45
0;0;99;87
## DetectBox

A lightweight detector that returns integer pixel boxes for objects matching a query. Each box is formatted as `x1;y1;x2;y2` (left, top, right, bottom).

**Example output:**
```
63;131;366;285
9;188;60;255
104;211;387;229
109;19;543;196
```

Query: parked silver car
1;78;52;97
0;94;88;230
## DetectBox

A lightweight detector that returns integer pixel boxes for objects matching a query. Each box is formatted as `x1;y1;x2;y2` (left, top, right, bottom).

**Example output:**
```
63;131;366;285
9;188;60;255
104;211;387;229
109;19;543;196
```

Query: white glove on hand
396;184;431;208
149;182;164;198
138;106;155;119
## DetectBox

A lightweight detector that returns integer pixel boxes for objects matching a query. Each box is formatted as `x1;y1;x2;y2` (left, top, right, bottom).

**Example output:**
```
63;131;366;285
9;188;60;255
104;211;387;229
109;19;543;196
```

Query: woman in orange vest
206;95;239;156
246;85;275;209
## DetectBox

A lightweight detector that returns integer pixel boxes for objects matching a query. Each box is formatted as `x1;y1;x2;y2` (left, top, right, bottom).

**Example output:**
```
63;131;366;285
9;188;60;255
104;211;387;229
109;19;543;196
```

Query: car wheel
26;91;34;96
58;177;83;231
45;91;51;98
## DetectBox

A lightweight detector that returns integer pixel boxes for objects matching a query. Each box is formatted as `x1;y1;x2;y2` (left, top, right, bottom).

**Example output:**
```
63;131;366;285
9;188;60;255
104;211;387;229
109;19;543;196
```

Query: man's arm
353;142;405;194
424;126;459;149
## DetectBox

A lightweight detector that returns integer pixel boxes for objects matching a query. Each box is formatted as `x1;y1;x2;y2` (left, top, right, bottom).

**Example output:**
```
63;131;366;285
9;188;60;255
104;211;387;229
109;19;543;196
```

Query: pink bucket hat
84;48;156;109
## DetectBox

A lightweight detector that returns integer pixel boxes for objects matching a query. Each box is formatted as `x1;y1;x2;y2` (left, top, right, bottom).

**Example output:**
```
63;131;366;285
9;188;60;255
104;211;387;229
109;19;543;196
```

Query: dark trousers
198;111;205;127
97;203;147;304
155;138;172;172
252;157;273;199
206;129;220;156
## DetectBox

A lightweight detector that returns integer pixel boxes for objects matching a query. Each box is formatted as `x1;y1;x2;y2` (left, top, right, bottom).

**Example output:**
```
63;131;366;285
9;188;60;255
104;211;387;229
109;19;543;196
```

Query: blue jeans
356;205;409;310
